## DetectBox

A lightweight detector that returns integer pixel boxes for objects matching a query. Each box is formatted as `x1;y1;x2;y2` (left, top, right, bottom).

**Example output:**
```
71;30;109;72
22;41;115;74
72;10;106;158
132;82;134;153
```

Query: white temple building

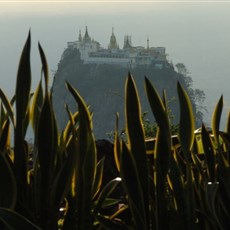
67;26;169;69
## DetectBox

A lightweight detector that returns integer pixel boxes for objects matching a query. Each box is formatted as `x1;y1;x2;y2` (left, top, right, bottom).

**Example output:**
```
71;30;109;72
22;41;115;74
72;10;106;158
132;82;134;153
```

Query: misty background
0;1;230;130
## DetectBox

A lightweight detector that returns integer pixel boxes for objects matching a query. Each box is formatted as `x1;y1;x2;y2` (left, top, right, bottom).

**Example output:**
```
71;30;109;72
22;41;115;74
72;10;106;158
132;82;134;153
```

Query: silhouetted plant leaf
0;208;41;230
0;89;15;128
0;154;17;209
177;81;195;160
30;79;43;139
212;95;223;144
14;31;31;206
202;124;216;182
92;158;104;199
36;43;59;229
125;74;149;227
15;30;31;137
120;142;146;230
66;81;97;229
145;76;171;229
94;177;121;214
0;119;11;152
114;112;121;172
38;43;49;95
96;214;129;230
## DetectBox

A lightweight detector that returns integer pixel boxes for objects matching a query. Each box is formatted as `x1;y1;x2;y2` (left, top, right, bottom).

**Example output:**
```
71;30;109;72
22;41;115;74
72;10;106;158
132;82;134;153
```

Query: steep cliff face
51;47;193;139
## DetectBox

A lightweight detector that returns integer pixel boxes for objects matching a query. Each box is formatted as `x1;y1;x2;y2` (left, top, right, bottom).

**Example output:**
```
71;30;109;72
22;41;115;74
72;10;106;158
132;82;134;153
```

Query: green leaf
226;110;230;134
37;93;58;226
145;77;170;135
0;89;15;128
94;177;121;214
14;31;31;199
51;134;77;208
125;74;149;227
114;112;121;172
0;208;41;230
212;95;223;144
145;77;171;175
0;154;17;209
30;79;44;139
169;154;188;229
62;109;79;145
205;182;223;229
92;158;104;199
177;82;196;229
66;82;97;229
177;81;195;160
96;214;129;230
0;119;11;152
145;76;172;229
38;42;49;95
37;44;58;227
15;30;31;137
201;124;216;182
120;142;146;230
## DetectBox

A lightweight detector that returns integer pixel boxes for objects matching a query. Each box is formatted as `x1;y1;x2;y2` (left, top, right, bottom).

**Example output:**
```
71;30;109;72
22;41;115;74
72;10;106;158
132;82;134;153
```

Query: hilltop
51;45;204;139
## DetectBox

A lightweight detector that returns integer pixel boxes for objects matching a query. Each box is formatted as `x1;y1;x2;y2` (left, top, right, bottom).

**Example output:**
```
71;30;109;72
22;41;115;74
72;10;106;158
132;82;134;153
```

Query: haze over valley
1;1;230;131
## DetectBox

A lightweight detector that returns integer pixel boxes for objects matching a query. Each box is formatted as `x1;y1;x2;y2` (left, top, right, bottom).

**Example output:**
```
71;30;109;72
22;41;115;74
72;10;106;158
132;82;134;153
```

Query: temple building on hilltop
67;26;170;69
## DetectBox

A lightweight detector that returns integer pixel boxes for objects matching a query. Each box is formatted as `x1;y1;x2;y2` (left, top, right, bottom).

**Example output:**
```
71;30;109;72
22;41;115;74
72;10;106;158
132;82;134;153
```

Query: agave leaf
212;95;223;144
50;105;78;208
14;31;31;197
66;82;97;229
145;77;170;135
0;208;41;230
120;141;146;230
37;93;58;225
145;77;172;229
125;74;149;226
177;81;195;161
0;89;15;128
96;214;129;230
38;43;49;95
99;198;120;209
169;153;188;228
0;119;11;152
184;164;196;230
51;135;77;208
201;124;216;182
62;109;79;145
92;158;104;199
154;128;173;230
218;166;230;225
30;79;43;138
145;77;171;175
113;112;121;172
37;47;58;227
0;154;17;209
37;97;55;173
226;110;230;134
94;177;121;214
205;182;223;229
0;103;6;131
15;30;31;137
177;82;196;229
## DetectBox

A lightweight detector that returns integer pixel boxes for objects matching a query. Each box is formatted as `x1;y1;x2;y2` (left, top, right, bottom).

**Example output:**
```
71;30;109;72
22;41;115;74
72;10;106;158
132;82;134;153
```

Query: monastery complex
67;27;170;69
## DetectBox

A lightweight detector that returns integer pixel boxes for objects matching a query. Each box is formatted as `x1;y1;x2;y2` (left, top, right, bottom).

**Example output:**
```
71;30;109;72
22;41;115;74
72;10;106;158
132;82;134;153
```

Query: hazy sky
0;1;230;128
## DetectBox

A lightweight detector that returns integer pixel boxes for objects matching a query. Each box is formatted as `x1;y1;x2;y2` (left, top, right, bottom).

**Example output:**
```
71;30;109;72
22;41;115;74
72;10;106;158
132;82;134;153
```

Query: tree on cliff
175;63;206;126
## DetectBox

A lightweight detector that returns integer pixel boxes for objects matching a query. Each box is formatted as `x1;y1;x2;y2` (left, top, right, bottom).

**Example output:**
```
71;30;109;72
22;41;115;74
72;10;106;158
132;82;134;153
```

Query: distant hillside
51;47;204;139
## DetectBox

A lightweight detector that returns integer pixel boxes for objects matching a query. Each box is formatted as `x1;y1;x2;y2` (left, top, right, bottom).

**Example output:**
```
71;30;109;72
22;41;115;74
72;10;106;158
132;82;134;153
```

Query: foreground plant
0;33;229;230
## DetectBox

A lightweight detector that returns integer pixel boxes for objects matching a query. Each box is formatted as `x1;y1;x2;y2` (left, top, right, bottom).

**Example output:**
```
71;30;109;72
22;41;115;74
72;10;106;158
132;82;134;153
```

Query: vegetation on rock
52;47;206;139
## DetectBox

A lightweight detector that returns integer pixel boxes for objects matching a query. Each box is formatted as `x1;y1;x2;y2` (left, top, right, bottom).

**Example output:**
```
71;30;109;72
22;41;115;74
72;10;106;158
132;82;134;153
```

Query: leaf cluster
0;33;229;230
